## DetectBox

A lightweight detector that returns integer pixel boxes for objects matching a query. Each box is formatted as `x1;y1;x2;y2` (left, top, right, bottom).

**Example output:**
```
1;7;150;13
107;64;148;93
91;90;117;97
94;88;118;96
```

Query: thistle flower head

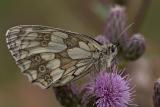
81;66;133;107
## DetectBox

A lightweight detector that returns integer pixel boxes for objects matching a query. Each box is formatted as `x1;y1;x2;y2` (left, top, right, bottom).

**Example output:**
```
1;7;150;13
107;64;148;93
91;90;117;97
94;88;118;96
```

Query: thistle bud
123;33;146;60
95;35;110;44
53;84;80;107
153;79;160;107
103;5;129;47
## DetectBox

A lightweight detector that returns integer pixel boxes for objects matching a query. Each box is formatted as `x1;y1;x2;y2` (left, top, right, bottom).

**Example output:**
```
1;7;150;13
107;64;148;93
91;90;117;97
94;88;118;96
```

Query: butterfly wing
6;25;102;89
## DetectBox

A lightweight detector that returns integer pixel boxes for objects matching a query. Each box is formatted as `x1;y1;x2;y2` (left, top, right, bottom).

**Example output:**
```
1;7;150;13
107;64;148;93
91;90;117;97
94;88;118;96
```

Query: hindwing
6;25;102;89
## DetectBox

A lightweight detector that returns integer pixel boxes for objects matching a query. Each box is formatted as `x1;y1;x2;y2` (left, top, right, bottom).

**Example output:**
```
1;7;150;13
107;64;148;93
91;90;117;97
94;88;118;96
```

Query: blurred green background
0;0;159;107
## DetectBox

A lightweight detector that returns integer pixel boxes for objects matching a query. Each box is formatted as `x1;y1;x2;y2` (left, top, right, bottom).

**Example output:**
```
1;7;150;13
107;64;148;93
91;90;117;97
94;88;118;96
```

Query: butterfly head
101;43;118;68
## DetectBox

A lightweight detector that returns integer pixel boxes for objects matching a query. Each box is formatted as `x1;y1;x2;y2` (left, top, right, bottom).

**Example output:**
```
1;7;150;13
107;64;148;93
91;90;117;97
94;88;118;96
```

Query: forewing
6;25;101;89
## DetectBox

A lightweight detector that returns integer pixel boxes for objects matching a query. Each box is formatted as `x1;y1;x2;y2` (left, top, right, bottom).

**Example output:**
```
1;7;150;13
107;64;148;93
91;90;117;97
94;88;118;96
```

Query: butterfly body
6;25;117;89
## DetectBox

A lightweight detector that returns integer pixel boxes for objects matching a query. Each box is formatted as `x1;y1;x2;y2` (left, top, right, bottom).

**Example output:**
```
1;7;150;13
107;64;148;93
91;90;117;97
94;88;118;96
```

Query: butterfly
6;25;117;89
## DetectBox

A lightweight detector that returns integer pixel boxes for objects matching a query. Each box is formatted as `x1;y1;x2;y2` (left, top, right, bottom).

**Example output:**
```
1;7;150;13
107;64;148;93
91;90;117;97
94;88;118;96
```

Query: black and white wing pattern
6;25;102;89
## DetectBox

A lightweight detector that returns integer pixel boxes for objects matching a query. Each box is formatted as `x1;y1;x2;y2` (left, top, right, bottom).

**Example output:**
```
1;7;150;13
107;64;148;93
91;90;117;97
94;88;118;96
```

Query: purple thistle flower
81;66;133;107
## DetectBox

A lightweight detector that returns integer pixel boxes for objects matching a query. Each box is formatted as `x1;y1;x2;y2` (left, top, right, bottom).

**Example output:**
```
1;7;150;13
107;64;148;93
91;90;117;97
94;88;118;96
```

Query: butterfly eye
111;46;115;53
107;45;116;54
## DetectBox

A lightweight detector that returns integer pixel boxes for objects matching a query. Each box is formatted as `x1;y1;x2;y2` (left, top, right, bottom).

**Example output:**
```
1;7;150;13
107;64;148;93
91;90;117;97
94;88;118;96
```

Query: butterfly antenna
113;23;134;47
119;23;134;37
